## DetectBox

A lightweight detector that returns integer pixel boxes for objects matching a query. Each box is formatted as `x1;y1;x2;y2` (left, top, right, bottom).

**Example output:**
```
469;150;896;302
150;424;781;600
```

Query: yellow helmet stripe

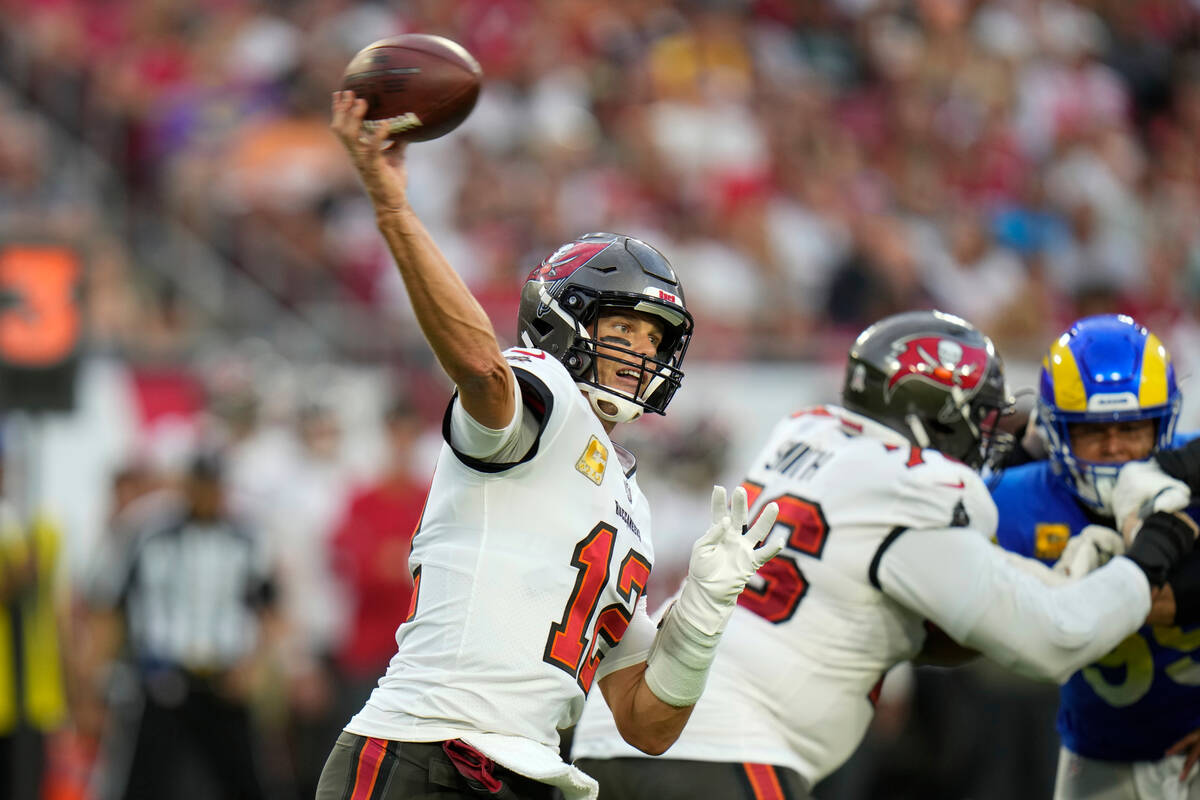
1139;333;1170;407
1047;337;1087;412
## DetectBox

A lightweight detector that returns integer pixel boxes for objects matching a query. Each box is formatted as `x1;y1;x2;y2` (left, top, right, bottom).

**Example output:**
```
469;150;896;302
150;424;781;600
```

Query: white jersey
347;349;656;796
572;405;997;784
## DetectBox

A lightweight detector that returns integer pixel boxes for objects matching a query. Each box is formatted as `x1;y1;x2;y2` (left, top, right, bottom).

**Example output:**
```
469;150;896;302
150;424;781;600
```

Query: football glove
1154;438;1200;493
1054;525;1125;579
645;485;781;706
674;485;783;636
1112;459;1191;544
1125;511;1199;587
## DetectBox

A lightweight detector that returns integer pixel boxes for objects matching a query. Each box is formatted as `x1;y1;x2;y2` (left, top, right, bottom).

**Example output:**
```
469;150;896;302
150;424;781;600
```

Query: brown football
342;34;482;143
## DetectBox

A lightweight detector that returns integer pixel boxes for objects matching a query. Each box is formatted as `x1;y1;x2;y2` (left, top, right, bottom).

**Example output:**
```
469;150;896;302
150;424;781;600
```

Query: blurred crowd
1;0;1200;798
3;0;1200;364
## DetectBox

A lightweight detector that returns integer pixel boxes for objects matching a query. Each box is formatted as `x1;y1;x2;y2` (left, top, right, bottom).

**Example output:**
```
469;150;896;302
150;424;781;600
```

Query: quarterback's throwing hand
330;90;409;213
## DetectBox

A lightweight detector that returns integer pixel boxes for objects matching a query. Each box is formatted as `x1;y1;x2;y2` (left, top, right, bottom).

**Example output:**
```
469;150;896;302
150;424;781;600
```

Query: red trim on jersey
349;737;387;800
789;406;833;419
868;675;886;706
906;447;925;468
405;565;422;623
743;763;786;800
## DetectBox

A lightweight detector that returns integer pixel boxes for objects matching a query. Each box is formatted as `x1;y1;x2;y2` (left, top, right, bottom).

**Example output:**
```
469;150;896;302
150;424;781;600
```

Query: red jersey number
544;523;650;692
736;482;830;624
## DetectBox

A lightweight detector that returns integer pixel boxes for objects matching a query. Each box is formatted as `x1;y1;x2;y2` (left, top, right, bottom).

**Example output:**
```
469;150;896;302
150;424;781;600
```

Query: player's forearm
958;557;1150;683
878;527;1150;684
375;208;513;424
600;662;693;755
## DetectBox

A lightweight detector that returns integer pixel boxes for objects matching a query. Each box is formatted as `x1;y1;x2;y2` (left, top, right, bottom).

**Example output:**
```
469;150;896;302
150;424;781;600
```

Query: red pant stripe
349;737;387;800
743;763;786;800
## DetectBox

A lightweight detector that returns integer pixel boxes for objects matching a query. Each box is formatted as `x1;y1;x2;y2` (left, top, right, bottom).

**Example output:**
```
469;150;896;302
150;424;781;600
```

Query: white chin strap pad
583;384;643;424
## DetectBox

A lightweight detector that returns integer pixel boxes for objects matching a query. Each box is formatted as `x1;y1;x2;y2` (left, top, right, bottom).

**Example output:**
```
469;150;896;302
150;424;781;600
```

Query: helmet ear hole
529;317;554;338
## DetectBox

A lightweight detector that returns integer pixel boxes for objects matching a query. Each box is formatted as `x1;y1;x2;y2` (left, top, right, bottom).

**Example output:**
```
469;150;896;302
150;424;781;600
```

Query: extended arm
330;92;514;428
597;486;782;754
876;527;1151;683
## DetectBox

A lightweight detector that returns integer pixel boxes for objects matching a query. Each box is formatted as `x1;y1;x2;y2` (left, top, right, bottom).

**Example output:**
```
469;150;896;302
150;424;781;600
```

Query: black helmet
517;232;693;423
842;310;1013;469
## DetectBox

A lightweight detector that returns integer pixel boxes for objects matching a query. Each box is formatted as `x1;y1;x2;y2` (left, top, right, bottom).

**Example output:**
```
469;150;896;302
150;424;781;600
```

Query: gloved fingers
1079;524;1125;556
730;485;749;530
749;504;783;569
1113;460;1191;532
710;485;728;525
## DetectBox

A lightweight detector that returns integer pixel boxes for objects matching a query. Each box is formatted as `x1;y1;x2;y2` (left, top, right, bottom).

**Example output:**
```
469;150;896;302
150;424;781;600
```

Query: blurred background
0;0;1198;797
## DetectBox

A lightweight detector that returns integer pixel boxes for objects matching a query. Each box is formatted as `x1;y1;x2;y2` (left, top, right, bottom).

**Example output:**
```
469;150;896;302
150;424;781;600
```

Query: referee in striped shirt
92;453;277;800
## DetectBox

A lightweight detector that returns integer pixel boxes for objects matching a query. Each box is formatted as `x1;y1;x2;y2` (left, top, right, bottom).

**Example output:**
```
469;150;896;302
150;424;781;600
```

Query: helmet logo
527;241;612;282
886;336;988;399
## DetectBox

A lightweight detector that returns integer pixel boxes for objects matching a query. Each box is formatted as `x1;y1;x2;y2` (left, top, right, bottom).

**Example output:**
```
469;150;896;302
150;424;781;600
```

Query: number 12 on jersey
543;523;651;692
737;481;830;624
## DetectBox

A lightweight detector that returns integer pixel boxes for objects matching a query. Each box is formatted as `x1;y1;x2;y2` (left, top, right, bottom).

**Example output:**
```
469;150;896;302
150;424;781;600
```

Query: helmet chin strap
905;414;932;447
583;384;643;424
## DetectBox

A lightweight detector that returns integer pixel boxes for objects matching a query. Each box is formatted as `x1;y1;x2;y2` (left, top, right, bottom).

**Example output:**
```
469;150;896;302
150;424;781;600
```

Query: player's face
1067;419;1156;463
593;311;665;399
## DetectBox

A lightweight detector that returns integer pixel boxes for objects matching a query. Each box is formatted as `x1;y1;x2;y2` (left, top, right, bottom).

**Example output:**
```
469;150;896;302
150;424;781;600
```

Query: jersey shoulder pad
887;447;997;537
502;347;577;401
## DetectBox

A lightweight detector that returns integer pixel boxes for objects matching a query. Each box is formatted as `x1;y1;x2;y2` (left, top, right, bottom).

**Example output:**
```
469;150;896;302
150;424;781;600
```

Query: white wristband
643;600;720;707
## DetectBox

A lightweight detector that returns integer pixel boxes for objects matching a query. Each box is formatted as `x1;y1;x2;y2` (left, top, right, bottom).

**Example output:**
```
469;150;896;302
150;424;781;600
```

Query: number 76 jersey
572;405;998;785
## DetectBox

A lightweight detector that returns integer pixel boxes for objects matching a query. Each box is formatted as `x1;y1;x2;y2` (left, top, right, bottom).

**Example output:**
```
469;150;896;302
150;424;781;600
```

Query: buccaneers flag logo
527;241;612;282
885;336;988;400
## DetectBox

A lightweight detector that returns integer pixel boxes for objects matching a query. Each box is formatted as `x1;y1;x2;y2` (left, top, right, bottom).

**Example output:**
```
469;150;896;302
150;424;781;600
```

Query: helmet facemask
1038;398;1179;515
554;289;689;424
903;369;1015;471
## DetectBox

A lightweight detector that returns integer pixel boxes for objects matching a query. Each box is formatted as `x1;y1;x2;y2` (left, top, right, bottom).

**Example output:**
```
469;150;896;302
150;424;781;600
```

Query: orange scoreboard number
0;244;84;411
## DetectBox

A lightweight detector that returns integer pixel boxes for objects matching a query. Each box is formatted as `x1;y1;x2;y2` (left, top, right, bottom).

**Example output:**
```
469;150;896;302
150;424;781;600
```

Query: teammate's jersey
572;405;997;784
347;348;656;788
991;449;1200;762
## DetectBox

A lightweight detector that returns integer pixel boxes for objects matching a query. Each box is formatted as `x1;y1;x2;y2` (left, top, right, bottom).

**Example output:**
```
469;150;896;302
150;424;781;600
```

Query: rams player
318;92;783;800
992;314;1200;800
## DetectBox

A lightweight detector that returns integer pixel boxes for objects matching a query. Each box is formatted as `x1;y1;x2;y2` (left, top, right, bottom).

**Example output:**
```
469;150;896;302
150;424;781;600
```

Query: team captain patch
576;436;608;485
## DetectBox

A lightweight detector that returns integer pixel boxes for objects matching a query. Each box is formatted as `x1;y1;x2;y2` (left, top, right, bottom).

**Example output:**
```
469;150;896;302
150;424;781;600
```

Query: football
342;34;482;143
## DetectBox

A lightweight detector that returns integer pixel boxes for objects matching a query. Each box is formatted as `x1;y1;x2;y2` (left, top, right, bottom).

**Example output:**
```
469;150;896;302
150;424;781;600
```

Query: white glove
672;485;783;636
644;485;781;706
1112;460;1191;545
1054;524;1126;579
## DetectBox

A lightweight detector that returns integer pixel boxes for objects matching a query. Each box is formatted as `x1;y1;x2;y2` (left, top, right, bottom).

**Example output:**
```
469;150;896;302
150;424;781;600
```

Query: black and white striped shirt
111;512;275;672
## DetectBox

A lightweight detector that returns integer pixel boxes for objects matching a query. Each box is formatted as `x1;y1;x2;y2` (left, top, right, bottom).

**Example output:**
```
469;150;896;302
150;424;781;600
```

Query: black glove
1168;552;1200;627
1126;511;1198;587
1155;439;1200;493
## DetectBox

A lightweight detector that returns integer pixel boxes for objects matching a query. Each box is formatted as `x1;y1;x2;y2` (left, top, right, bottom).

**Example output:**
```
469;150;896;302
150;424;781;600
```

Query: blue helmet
1037;314;1181;515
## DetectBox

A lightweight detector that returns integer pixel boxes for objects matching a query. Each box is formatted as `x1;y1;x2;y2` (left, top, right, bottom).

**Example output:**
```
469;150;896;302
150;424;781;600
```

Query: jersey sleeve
877;526;1151;683
888;450;997;537
440;348;571;473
